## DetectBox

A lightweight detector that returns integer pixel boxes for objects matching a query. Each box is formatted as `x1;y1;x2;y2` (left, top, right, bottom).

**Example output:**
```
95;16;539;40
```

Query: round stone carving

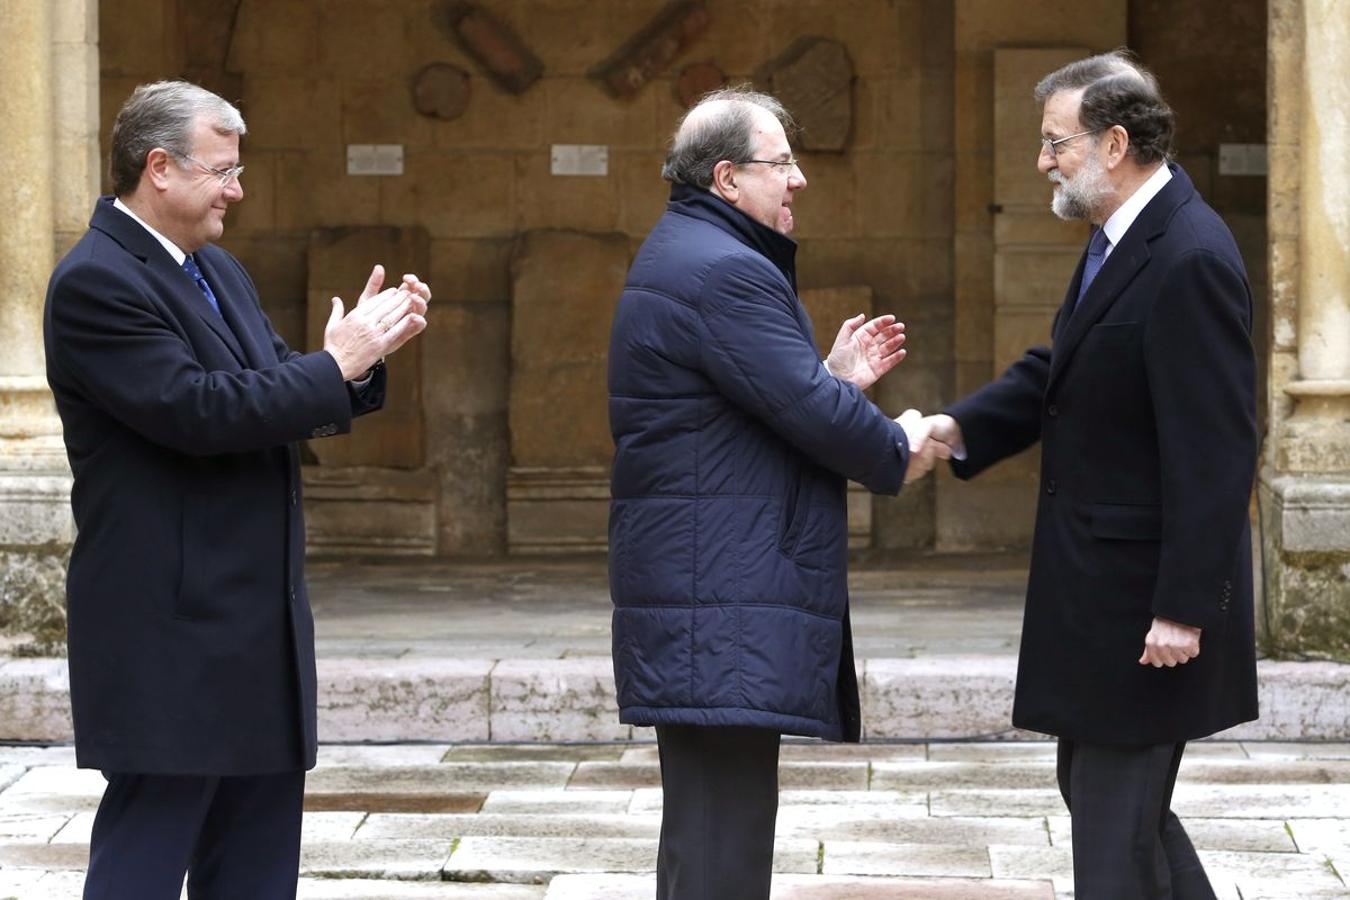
412;63;471;121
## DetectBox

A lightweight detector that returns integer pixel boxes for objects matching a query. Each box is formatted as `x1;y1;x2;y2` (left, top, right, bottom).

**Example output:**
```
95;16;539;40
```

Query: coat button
1046;479;1057;495
1048;404;1059;417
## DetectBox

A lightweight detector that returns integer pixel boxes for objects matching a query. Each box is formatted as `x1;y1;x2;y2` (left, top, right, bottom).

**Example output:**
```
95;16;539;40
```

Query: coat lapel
194;251;273;370
90;199;250;367
1047;163;1193;390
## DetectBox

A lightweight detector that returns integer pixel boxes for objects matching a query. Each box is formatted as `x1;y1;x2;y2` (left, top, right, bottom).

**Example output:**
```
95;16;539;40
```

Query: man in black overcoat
917;52;1258;898
44;81;429;899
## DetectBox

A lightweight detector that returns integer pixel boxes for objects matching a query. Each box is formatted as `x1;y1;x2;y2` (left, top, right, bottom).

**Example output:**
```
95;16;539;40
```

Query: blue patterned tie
1075;227;1111;309
182;254;222;317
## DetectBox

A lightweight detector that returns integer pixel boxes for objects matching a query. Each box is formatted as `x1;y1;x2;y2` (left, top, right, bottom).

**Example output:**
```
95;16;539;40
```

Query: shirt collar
112;196;188;266
1100;163;1173;253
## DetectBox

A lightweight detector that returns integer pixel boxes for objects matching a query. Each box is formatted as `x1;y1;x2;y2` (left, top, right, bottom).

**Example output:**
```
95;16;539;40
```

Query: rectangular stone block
490;658;630;742
0;660;72;742
506;467;610;554
822;840;992;877
317;659;493;742
863;657;1018;740
300;838;453;880
307;227;430;469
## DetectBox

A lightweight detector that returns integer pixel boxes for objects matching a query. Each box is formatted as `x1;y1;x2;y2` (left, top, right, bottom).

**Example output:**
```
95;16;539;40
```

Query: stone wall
94;0;1272;558
99;0;957;554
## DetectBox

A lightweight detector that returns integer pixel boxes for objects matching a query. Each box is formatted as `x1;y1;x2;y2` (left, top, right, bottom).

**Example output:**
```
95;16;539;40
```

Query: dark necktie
182;254;222;317
1075;227;1111;309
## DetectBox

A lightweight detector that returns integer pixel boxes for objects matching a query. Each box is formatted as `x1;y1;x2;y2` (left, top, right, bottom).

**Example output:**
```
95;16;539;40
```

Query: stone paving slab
320;659;493;742
822;840;992;877
872;761;1059;791
542;873;1058;899
445;835;820;883
490;659;630;743
300;838;454;880
299;882;545;899
778;809;1050;846
1046;815;1299;853
358;812;662;840
317;744;454;767
481;790;632;815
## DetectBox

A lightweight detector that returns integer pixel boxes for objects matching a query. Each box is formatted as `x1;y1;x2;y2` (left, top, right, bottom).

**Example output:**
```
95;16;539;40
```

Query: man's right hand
896;411;966;483
323;270;429;381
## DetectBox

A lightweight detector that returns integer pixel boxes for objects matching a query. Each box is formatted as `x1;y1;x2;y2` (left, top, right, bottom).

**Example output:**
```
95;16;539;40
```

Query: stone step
542;873;1058;899
3;656;1349;743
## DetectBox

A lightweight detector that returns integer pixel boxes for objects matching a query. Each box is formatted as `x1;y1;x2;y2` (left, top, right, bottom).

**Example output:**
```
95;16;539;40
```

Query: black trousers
82;770;306;900
655;724;782;900
1057;739;1217;900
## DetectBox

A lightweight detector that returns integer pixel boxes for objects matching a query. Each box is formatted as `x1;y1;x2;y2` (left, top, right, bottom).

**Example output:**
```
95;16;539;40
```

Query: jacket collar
1048;162;1196;389
667;183;798;288
89;196;249;366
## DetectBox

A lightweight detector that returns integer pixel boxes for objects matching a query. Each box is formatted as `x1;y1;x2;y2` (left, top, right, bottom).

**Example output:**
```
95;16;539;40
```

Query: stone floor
1;739;1349;899
306;553;1031;660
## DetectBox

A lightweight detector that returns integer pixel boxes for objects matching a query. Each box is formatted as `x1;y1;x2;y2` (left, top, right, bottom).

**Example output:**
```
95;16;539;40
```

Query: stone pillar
1259;0;1350;657
0;0;99;649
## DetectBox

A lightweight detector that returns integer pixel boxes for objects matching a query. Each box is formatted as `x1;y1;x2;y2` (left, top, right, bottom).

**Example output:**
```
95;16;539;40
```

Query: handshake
895;409;964;484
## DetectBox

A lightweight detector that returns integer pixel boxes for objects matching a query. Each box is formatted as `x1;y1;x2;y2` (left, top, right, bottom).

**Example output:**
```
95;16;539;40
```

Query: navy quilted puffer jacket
607;185;911;742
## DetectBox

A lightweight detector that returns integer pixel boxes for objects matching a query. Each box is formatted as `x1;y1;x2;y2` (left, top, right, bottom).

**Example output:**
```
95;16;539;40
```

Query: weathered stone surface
440;3;543;95
359;811;660;840
0;545;69;651
779;809;1048;848
1215;662;1350;740
930;788;1065;819
508;230;628;470
480;790;633;816
543;873;1057;899
306;227;430;469
674;61;725;108
300;880;545;899
303;466;439;558
566;761;658;790
300;838;454;880
0;660;72;742
445;745;625;763
0;811;67;843
1049;815;1297;854
446;835;817;882
317;744;455;768
413;63;472;120
823;840;992;877
755;37;855;152
871;761;1057;792
318;658;492;742
863;658;1018;740
589;1;711;100
490;658;629;742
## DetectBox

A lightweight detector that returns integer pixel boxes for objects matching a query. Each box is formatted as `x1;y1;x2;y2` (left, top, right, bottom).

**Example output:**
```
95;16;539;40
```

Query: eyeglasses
1039;129;1101;158
740;157;800;172
175;152;244;187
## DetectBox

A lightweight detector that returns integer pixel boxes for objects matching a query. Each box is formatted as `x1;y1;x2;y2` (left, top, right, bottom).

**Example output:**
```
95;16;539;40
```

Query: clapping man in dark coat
607;87;943;900
44;81;429;899
915;52;1258;898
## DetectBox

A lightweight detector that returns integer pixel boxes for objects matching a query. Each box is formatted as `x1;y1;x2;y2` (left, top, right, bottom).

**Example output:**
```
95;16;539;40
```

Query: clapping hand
826;313;906;390
323;264;431;381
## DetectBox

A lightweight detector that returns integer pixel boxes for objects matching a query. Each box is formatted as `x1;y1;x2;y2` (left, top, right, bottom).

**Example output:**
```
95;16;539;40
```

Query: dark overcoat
44;197;384;775
607;185;911;742
947;165;1259;745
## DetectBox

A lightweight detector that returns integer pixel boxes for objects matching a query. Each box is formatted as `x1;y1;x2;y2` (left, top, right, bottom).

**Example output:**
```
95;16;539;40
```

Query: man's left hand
826;313;906;390
1139;616;1202;667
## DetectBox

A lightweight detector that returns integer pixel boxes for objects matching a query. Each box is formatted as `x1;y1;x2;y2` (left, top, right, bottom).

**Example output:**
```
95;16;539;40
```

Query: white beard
1049;152;1111;222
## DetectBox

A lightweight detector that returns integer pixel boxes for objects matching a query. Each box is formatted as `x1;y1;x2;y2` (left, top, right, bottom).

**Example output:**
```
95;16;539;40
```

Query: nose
1037;146;1055;175
224;175;244;201
789;163;807;191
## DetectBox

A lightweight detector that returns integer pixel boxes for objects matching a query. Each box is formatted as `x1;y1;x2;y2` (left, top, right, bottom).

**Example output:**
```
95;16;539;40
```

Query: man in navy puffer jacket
608;88;941;900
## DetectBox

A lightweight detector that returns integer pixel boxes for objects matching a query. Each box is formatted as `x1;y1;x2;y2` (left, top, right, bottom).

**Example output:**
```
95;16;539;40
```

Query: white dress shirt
1098;163;1173;260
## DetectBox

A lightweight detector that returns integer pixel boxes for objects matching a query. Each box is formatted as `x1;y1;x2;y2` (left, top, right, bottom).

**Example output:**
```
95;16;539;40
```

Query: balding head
661;87;794;189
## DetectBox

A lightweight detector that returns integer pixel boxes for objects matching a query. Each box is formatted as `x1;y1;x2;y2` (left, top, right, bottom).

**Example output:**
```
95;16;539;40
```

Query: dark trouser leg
1057;738;1216;900
83;774;217;900
82;771;305;900
654;724;781;900
186;770;306;900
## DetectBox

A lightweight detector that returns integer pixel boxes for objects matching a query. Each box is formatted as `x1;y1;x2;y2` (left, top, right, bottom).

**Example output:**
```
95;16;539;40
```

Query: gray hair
110;81;247;196
1034;49;1174;165
661;87;795;188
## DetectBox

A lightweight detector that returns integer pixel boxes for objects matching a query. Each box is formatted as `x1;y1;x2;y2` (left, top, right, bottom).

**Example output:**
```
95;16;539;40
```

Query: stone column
1260;0;1350;658
0;0;99;649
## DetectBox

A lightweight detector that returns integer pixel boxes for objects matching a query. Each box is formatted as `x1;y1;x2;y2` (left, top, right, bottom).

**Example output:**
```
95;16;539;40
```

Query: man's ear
1103;125;1131;170
144;148;175;192
710;159;739;202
